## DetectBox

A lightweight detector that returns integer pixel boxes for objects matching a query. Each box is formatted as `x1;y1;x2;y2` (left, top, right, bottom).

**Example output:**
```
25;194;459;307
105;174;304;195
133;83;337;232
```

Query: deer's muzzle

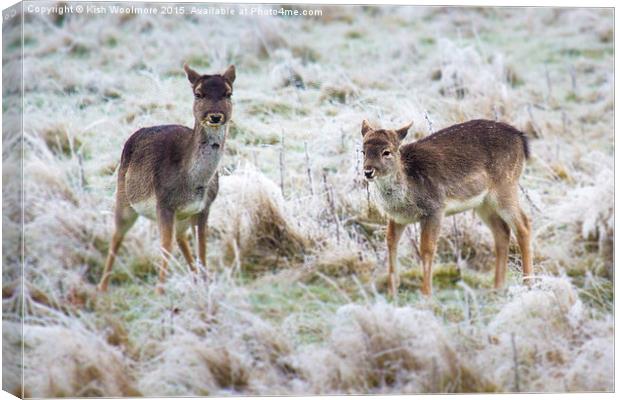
203;113;225;126
364;168;376;180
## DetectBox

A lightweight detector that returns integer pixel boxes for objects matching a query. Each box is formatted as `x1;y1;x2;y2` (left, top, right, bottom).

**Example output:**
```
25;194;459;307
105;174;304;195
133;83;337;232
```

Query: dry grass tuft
138;286;298;396
2;323;24;398
138;334;249;396
40;124;83;158
308;244;375;281
210;166;308;272
470;276;613;392
297;302;493;393
320;82;359;104
23;323;140;397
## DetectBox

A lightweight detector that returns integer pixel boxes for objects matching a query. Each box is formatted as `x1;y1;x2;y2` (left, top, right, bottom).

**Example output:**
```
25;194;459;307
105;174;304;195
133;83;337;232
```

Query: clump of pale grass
210;165;308;272
2;322;23;398
244;17;289;59
554;156;613;241
308;243;375;281
564;333;614;391
138;333;250;396
296;301;491;394
139;275;298;396
2;151;23;283
269;49;322;89
427;39;514;122
543;155;613;274
320;81;359;104
470;276;613;392
23;323;139;397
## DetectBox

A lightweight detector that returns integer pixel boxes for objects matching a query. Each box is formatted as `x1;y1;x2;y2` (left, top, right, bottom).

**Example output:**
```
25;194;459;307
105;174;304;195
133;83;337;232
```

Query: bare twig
511;332;521;392
519;184;542;214
561;110;568;136
169;306;177;336
304;141;314;196
431;357;438;392
160;315;166;339
544;65;552;102
232;238;242;277
315;271;352;303
567;64;577;92
323;171;341;244
279;129;285;196
407;225;422;263
527;103;543;138
351;274;370;304
457;281;480;327
355;144;362;182
77;153;86;191
424;110;434;133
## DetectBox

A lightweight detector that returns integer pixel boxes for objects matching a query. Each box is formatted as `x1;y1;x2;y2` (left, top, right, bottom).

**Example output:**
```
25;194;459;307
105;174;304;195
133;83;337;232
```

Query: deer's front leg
156;207;175;295
386;219;406;298
195;210;208;272
419;213;442;297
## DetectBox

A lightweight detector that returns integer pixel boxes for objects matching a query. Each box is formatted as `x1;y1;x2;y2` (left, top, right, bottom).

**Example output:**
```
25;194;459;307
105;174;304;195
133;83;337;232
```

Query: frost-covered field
2;4;614;396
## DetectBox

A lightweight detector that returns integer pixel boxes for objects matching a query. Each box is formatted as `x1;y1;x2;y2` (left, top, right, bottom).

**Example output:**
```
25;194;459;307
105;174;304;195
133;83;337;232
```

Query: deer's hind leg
476;204;511;289
495;189;533;285
156;207;175;295
515;208;533;284
98;200;138;292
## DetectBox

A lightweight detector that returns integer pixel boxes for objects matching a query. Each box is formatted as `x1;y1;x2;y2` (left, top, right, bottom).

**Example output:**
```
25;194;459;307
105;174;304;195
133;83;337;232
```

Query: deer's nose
207;113;224;125
364;169;375;180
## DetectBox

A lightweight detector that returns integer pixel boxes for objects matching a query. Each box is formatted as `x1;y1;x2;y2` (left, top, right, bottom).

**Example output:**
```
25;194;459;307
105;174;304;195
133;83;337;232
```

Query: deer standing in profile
361;119;532;297
97;64;236;294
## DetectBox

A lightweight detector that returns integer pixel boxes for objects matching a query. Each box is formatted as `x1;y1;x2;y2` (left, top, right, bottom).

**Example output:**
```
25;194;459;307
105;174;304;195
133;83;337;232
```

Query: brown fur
362;119;532;297
98;64;236;293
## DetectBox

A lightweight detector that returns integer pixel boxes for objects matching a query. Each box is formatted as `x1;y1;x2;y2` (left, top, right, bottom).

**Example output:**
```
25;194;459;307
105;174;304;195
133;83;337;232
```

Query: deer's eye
194;92;204;99
225;92;232;99
361;150;366;155
382;150;392;157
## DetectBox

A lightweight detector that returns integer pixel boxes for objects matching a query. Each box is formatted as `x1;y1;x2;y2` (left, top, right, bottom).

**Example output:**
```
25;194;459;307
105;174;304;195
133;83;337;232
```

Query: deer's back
400;119;528;200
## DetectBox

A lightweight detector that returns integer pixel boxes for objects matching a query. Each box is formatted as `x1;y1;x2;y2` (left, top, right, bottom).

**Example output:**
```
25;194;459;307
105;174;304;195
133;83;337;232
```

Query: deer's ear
396;121;413;141
222;65;236;84
184;64;201;85
361;120;373;137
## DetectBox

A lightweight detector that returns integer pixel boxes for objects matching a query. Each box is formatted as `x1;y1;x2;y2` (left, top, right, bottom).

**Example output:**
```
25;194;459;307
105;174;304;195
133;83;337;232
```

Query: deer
97;64;236;294
361;119;532;298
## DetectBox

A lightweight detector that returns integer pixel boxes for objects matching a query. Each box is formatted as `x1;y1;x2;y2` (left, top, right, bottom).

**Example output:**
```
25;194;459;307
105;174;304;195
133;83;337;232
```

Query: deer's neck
372;163;421;223
374;167;407;198
192;121;227;147
187;121;228;183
